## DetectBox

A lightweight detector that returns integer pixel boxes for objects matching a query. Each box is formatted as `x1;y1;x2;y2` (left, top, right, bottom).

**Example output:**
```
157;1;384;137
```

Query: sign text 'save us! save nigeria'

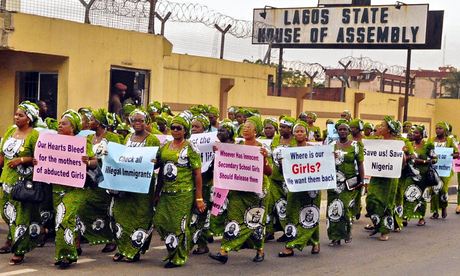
252;4;428;48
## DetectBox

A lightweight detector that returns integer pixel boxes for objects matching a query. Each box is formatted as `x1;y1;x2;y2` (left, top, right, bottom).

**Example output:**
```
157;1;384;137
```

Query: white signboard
253;4;428;48
362;139;405;178
319;0;353;5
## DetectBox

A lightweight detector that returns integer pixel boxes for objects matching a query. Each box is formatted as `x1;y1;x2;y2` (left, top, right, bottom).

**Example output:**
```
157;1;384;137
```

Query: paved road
1;196;460;276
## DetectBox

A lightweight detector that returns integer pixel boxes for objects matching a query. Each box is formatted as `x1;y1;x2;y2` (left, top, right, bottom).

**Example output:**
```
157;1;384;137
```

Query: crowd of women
0;100;459;269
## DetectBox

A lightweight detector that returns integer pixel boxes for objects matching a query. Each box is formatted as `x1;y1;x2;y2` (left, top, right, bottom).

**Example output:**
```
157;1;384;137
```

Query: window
18;72;58;118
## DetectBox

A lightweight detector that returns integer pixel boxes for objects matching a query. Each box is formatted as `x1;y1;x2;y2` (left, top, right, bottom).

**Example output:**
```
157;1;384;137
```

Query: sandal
58;258;74;269
112;253;125;262
430;212;439;219
101;243;117;253
378;234;389;241
393;227;401;233
328;240;341;247
364;224;375;231
126;253;140;263
345;237;352;244
311;244;320;254
0;241;12;254
417;219;426;226
192;246;209;255
402;219;408;227
9;254;24;265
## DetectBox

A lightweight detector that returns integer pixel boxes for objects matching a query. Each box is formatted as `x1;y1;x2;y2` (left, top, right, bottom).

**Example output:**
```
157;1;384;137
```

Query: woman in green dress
402;125;436;226
366;116;407;241
349;119;365;221
278;121;321;257
36;109;97;269
327;120;364;246
267;116;296;241
305;112;322;141
84;108;121;253
209;116;272;263
429;121;458;219
0;101;40;264
111;109;160;263
154;115;205;268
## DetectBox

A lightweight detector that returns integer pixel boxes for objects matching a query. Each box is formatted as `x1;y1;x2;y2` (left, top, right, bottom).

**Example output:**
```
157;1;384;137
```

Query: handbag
11;178;45;203
345;176;360;190
425;165;441;187
85;165;104;188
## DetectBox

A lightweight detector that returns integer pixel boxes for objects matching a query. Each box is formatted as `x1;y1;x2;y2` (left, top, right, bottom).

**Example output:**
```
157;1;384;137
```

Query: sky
16;0;460;71
162;0;459;70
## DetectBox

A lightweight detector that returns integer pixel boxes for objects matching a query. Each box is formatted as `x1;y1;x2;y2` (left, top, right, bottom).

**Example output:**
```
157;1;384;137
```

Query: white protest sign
189;132;218;173
434;147;453;177
281;145;337;192
236;138;272;149
362;139;405;178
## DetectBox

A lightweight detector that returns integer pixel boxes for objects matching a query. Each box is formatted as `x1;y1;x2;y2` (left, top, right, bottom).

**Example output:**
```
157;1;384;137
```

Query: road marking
0;269;37;276
78;258;96;264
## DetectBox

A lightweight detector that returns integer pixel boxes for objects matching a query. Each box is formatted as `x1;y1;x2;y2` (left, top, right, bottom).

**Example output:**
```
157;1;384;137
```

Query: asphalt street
1;194;460;276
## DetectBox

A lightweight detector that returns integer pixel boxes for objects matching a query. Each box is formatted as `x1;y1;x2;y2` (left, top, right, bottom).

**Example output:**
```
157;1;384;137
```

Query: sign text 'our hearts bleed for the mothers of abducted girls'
362;139;405;178
213;143;263;193
33;133;87;187
281;145;337;192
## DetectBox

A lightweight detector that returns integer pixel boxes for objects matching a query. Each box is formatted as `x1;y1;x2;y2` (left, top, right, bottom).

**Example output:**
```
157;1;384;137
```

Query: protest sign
236;138;272;149
453;146;460;173
211;187;229;216
189;132;218;173
33;133;87;188
214;143;263;193
99;142;159;193
434;147;453;177
281;145;336;192
155;134;173;145
362;139;405;178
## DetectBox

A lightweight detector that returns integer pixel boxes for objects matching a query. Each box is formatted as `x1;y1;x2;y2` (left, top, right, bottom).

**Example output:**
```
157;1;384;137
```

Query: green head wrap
147;101;162;114
220;121;237;140
192;114;210;131
116;122;132;132
363;122;375;131
349;119;364;131
62;109;82;135
246;116;263;137
92;108;109;127
171;115;191;139
279;116;296;128
18;101;40;127
436;121;449;133
161;104;173;116
123;104;136;116
335;119;350;130
155;113;168;125
78;107;92;121
207;105;219;117
293;120;309;133
306;112;318;121
45;117;58;131
263;118;279;132
298;112;307;118
227;106;237;113
189;105;205;116
384;116;401;135
236;108;253;118
403;121;412;127
129;108;150;125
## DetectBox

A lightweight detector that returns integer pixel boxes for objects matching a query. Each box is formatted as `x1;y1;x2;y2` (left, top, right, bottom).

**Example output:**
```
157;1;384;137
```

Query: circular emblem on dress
224;221;240;240
204;211;211;229
370;214;380;226
383;216;394;230
177;146;189;166
14;225;27;242
441;193;448;203
335;149;345;165
108;197;114;217
244;207;265;229
422;188;431;202
275;199;287;220
192;230;202;244
299;205;320;229
348;199;356;210
284;224;297;240
3;138;22;159
40;211;52;224
336;171;346;183
29;223;41;239
180;215;187;233
93;139;108;159
92;219;105;231
55;202;66;229
115;223;123;239
190;212;198;226
3;201;17;224
307;190;319;199
165;234;179;250
395;206;403;217
64;228;74;245
433;178;443;194
334;180;346;194
252;225;265;241
163;162;178;182
131;229;147;248
76;216;86;235
272;146;284;168
327;199;344;222
17;165;33;177
404;185;422;202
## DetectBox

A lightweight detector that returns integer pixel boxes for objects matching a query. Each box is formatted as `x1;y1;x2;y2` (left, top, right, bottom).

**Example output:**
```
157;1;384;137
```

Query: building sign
319;0;353;5
253;4;429;49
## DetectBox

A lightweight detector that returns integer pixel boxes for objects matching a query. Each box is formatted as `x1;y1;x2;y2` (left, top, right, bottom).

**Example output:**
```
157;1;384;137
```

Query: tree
441;71;460;99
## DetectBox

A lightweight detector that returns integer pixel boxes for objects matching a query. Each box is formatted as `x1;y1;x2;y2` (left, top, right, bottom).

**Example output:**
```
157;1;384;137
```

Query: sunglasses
171;125;183;131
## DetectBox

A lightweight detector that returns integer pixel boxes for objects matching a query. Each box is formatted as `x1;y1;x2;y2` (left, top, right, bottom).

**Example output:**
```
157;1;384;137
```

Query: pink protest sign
454;145;460;173
33;133;87;188
213;143;263;193
211;188;229;216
